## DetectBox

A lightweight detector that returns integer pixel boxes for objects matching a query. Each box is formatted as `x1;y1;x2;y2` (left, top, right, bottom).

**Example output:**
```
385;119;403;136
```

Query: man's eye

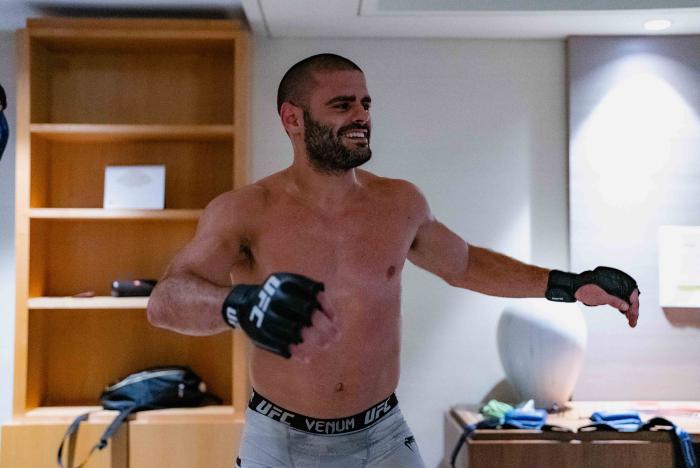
363;104;371;111
335;103;350;110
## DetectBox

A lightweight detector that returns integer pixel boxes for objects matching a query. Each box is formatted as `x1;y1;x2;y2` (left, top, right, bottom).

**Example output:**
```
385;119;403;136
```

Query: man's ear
280;102;303;136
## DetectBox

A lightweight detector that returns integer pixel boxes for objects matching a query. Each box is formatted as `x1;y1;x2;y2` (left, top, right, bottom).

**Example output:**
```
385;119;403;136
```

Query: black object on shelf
111;279;157;297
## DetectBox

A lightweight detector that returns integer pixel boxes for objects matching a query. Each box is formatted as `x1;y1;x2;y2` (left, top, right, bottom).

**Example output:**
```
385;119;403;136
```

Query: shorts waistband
248;390;399;435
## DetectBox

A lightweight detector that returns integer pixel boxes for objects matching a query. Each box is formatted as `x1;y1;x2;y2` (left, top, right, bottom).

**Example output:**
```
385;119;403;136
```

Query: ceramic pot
497;299;587;409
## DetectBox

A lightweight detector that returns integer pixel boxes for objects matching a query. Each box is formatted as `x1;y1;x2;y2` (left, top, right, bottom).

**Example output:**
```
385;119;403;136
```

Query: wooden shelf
28;296;149;310
29;208;202;221
21;405;236;424
30;124;234;142
21;406;117;423
130;406;237;423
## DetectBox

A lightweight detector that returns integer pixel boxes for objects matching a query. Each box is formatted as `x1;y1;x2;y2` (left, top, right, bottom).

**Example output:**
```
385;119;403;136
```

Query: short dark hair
277;53;363;114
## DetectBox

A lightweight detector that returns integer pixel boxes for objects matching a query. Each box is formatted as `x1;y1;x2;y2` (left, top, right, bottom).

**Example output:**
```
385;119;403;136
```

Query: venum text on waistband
305;417;356;434
249;390;399;435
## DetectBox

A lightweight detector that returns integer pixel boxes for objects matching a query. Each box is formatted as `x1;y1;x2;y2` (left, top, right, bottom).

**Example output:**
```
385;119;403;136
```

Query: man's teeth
344;131;367;139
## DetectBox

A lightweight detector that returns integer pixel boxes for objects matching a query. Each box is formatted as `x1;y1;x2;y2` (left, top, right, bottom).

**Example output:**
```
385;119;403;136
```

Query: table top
451;401;700;440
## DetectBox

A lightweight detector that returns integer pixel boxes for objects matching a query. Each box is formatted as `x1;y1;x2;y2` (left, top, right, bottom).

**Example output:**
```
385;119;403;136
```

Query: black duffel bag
57;365;221;468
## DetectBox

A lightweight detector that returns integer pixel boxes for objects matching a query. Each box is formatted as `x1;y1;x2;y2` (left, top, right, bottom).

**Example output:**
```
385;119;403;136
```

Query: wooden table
442;401;700;468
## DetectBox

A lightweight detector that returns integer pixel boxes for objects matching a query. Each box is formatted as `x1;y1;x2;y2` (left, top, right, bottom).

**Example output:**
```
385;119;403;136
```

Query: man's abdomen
249;302;401;418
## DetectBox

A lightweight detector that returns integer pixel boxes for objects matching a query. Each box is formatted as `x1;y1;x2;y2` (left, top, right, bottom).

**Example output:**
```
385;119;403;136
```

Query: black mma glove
0;84;8;161
221;272;324;358
545;266;639;304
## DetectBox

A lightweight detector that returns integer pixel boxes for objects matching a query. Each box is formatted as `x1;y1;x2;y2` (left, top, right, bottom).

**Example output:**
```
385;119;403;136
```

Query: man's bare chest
248;203;416;283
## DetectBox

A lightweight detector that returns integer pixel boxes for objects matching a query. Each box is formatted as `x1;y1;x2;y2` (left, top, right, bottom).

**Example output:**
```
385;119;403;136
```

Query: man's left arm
406;188;640;328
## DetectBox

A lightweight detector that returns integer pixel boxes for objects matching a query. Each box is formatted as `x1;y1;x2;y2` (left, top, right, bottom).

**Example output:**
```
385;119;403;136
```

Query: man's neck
285;159;362;211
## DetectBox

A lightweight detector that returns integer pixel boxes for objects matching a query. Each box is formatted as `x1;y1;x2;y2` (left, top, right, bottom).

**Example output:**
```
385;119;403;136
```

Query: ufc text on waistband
249;390;399;435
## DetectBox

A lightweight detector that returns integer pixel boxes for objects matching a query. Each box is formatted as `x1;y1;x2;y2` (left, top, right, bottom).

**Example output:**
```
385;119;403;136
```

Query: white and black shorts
236;390;425;467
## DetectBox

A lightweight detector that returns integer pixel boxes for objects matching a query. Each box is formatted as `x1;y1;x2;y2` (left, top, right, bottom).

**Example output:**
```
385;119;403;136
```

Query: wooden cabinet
442;402;700;468
1;410;128;468
3;18;249;467
128;407;244;468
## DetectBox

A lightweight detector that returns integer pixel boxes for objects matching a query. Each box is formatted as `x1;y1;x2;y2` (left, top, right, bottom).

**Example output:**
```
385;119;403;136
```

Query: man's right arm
147;188;340;361
147;191;247;336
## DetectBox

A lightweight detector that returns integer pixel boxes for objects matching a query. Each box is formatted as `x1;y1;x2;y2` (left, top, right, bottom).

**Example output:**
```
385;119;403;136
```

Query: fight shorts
236;390;425;467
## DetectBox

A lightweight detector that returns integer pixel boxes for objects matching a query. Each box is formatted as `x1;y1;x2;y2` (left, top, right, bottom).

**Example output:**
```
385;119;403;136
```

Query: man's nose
351;104;369;123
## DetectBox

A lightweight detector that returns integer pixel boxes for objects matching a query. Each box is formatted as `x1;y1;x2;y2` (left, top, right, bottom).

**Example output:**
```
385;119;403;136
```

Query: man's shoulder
204;183;270;218
360;171;426;203
359;171;431;222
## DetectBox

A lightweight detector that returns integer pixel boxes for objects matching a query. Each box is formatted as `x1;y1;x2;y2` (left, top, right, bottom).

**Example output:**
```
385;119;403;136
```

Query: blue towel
503;409;548;429
589;411;642;432
580;411;697;468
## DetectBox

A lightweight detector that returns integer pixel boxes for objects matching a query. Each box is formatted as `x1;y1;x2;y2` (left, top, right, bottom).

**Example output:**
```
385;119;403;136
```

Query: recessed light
644;19;672;31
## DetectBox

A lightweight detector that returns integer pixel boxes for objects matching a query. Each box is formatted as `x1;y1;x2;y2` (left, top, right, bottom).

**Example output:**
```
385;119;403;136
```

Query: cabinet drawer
129;420;244;468
1;420;127;468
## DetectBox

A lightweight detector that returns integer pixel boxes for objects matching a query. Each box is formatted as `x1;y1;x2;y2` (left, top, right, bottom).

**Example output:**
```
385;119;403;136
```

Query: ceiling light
644;19;672;31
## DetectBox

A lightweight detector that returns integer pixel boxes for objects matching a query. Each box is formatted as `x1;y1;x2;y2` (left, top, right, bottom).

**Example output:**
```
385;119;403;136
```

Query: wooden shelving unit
2;18;250;468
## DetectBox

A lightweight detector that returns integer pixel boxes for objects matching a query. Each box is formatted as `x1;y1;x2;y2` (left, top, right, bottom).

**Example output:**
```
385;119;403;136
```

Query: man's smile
340;128;369;145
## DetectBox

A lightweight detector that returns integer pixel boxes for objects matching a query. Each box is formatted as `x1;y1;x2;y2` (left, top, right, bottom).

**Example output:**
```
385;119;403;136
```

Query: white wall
569;36;700;400
251;37;567;466
0;33;567;466
0;30;17;425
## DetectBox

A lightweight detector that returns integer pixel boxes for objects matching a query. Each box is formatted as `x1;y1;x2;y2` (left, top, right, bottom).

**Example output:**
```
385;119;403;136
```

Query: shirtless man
147;54;640;467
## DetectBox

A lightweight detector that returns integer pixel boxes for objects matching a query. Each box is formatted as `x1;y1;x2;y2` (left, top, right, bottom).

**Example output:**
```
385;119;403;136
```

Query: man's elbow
443;271;468;289
146;290;171;329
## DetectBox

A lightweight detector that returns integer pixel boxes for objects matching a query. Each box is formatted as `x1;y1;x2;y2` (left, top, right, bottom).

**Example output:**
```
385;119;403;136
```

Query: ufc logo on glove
222;272;324;359
251;275;281;327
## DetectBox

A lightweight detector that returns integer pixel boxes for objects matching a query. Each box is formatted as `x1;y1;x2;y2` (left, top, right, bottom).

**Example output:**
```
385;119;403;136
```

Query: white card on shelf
104;165;165;210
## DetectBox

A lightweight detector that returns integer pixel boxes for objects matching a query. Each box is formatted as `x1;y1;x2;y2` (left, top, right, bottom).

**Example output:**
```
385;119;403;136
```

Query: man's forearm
147;272;231;336
459;245;549;298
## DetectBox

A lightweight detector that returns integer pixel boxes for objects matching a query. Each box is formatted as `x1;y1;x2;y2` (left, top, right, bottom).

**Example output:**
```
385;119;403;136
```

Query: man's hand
289;291;339;363
546;266;640;328
222;272;340;362
575;284;640;328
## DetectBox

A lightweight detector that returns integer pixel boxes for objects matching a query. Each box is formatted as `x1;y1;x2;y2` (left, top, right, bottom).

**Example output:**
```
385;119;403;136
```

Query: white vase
497;299;587;409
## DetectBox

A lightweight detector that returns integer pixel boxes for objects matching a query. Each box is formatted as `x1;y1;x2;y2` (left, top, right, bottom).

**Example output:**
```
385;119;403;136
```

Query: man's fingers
309;307;341;344
575;284;640;328
627;289;640;328
613;296;629;312
289;307;341;364
575;284;608;305
289;343;310;364
316;291;337;321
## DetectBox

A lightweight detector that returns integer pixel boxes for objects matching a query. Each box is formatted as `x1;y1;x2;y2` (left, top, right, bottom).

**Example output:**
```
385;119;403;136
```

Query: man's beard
303;111;372;176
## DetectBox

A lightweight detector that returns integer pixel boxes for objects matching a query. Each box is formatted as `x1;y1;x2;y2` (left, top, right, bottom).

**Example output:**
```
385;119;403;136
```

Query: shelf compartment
29;219;196;297
27;309;232;408
29;33;235;124
30;135;233;209
31;124;235;142
28;296;149;310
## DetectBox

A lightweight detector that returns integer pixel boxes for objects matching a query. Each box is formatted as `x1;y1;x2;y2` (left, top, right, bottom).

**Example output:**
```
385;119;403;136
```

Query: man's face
302;70;372;175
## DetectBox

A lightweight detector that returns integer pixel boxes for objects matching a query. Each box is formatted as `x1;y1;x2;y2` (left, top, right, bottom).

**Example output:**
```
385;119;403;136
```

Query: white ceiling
2;0;700;39
244;0;700;39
